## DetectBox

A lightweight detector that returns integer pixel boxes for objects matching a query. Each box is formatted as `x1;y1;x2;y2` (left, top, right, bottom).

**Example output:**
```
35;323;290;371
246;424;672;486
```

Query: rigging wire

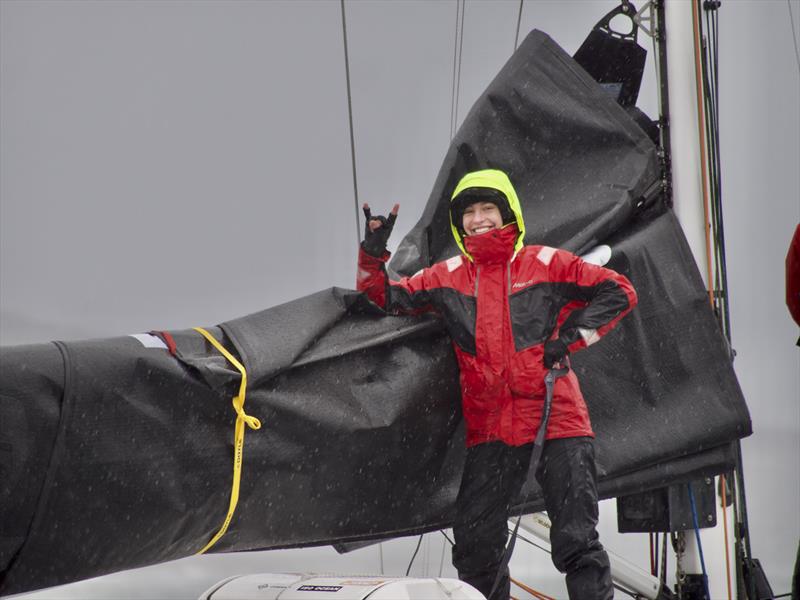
696;6;741;598
513;0;525;52
405;533;425;576
451;0;466;140
697;6;756;596
340;0;361;248
691;0;715;307
788;0;800;77
449;0;461;141
702;0;732;343
720;473;734;600
422;532;429;577
688;484;712;600
439;529;454;546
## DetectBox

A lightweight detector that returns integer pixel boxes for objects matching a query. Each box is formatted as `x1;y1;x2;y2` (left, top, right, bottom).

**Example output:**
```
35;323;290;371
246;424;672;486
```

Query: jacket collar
463;224;519;265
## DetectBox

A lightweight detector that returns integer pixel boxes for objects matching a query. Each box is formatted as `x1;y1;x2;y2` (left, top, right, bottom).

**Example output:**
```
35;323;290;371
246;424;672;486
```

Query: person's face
462;201;503;236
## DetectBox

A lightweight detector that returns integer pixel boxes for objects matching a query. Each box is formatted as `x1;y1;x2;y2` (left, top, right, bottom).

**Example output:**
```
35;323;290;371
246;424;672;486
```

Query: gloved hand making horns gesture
361;203;399;257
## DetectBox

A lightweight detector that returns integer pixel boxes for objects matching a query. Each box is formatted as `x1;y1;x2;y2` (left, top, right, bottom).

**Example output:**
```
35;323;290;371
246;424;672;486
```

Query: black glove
362;204;397;257
543;338;569;368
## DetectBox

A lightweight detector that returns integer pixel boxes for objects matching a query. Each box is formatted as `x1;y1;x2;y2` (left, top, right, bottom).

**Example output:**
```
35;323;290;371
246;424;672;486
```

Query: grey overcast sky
1;1;798;598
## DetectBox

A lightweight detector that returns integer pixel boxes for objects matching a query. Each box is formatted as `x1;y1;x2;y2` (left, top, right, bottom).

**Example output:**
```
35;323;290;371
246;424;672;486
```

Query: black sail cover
0;31;750;594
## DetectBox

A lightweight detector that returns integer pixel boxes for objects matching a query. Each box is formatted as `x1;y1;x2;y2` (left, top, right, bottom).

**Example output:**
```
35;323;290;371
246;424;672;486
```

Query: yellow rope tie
193;326;262;555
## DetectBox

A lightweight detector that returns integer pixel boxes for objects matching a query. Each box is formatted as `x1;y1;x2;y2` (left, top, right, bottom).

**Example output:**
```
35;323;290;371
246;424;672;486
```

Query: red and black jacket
357;222;637;447
358;168;636;447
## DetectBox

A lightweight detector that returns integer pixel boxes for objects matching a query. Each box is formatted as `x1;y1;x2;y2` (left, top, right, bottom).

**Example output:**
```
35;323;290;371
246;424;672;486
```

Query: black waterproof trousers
452;437;612;600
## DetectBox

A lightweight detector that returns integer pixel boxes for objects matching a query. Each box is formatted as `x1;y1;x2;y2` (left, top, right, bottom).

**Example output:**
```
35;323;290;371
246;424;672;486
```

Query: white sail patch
536;246;556;265
579;327;601;346
580;244;612;266
129;333;167;350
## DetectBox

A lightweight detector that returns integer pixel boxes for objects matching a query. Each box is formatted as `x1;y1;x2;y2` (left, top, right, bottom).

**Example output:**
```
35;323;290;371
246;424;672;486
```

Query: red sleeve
787;224;800;327
549;248;638;353
356;247;434;314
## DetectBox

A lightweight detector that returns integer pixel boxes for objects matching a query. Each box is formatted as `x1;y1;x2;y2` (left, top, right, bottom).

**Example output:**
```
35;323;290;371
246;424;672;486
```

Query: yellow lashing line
193;326;261;555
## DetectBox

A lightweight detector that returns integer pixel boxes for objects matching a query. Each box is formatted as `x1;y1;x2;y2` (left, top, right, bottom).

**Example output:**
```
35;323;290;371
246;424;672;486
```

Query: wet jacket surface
357;172;637;447
357;227;636;447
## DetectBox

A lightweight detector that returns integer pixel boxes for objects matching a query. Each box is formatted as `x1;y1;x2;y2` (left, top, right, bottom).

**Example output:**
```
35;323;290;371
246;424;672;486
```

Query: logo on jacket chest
512;279;534;289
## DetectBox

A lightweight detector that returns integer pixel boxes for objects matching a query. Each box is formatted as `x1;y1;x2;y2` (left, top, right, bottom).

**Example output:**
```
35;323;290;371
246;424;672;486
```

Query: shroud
0;31;750;594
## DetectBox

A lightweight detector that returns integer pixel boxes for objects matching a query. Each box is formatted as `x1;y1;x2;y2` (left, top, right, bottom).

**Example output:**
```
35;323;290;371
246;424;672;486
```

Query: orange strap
511;577;556;600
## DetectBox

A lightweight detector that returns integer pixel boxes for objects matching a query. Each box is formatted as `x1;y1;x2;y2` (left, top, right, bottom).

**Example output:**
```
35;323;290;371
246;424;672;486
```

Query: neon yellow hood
450;169;526;260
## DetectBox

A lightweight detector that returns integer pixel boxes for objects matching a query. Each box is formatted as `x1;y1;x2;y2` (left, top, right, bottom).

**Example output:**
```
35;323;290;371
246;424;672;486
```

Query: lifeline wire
439;529;454;546
700;11;735;594
512;531;551;555
340;0;361;247
611;582;641;599
405;533;425;575
437;532;447;577
698;6;755;596
654;532;660;578
513;527;638;600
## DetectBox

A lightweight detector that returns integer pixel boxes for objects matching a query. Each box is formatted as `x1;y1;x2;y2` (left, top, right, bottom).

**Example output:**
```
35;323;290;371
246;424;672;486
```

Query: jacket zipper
507;262;513;368
505;261;514;442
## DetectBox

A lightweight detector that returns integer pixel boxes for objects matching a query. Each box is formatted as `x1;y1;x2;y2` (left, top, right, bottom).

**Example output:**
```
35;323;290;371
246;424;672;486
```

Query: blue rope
687;483;712;600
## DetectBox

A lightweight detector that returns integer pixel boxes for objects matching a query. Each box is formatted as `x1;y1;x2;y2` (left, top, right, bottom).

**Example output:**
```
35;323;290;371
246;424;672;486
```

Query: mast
660;1;774;598
664;0;711;289
662;2;719;595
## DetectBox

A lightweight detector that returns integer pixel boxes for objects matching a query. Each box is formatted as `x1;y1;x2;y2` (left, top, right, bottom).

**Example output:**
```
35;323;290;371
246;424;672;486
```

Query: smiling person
357;169;637;600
